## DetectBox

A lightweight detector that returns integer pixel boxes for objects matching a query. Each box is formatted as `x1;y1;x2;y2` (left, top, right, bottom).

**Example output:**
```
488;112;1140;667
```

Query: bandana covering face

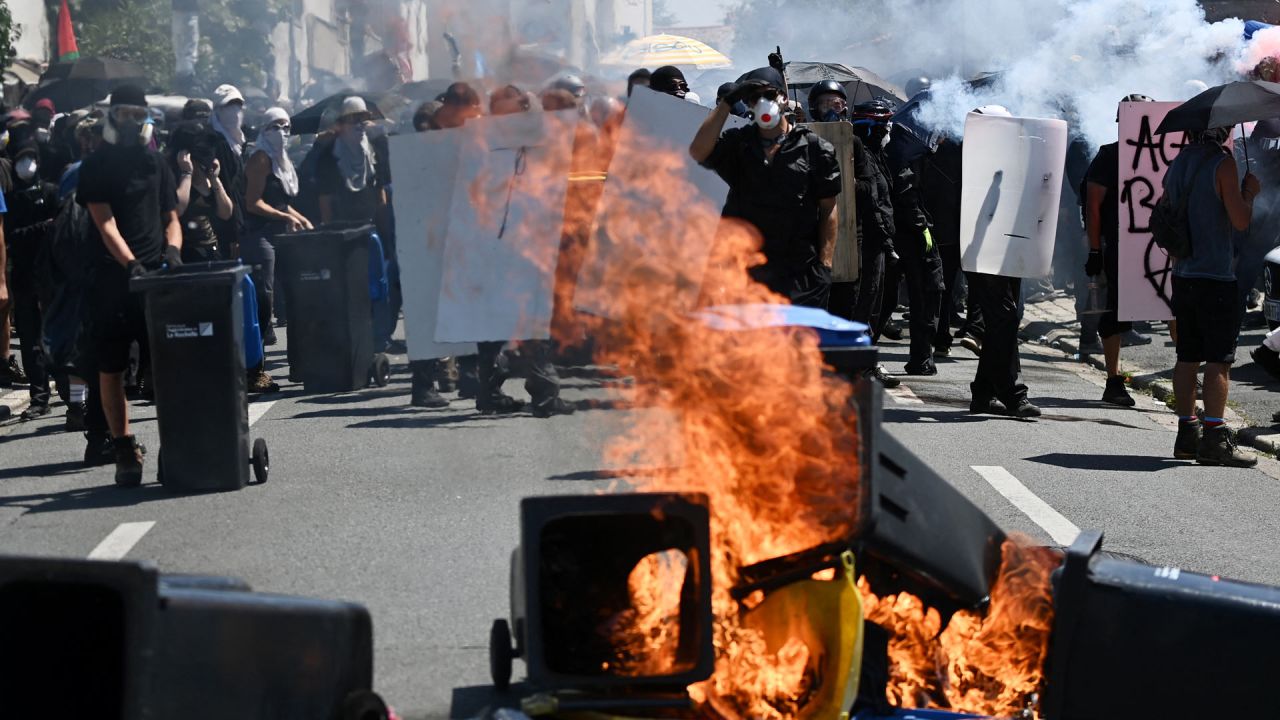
255;108;299;196
333;122;375;193
211;104;246;152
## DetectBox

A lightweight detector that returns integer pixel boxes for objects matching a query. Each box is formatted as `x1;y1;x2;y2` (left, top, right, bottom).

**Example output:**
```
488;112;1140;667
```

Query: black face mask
819;109;844;123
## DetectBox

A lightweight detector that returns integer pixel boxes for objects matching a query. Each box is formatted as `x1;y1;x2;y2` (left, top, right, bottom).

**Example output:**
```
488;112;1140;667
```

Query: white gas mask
15;156;37;181
753;96;782;130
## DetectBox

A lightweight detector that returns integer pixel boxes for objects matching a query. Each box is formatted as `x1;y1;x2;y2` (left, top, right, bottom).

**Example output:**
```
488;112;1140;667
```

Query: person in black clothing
1083;94;1155;408
244;108;311;351
79;85;183;487
649;66;690;99
922;138;964;355
210;84;248;260
690;68;842;309
966;105;1041;419
316;97;386;224
169;123;233;263
5;143;60;420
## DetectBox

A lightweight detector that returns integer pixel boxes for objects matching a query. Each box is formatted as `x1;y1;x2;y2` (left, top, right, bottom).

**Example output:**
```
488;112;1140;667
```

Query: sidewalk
1020;294;1280;455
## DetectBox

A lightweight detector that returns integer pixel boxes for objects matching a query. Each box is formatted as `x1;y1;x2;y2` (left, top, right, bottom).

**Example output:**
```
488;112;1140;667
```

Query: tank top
1166;144;1235;282
244;151;296;234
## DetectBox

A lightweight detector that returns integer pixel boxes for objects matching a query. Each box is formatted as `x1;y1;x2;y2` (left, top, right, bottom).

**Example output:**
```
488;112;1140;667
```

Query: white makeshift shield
1116;101;1183;322
388;128;477;361
433;110;577;343
959;112;1068;279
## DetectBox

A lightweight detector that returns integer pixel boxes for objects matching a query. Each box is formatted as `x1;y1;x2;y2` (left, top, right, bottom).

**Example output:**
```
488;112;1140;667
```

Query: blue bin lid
690;304;872;347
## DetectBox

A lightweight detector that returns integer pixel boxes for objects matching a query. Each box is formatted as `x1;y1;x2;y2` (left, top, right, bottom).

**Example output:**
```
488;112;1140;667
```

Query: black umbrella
782;61;905;103
290;92;387;135
22;57;147;112
1156;80;1280;134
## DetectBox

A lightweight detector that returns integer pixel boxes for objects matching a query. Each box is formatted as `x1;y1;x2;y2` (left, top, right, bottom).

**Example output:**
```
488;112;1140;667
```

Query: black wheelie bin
273;223;390;393
131;262;269;490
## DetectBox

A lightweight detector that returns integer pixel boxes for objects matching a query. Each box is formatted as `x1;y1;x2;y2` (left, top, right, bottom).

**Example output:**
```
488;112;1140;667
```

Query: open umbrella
601;34;731;69
783;61;905;104
290;92;388;135
1157;80;1280;134
22;57;146;111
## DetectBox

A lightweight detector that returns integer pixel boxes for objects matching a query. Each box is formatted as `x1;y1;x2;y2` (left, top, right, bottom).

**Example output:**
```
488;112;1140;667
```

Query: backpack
1150;154;1214;260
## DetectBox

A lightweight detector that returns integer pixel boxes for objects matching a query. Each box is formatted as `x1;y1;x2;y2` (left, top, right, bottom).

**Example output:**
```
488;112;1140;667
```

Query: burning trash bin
273;222;391;393
131;262;269;490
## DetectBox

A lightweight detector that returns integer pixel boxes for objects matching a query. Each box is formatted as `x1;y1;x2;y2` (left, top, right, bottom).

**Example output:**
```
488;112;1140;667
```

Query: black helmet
851;98;896;120
807;79;848;120
1116;93;1154;121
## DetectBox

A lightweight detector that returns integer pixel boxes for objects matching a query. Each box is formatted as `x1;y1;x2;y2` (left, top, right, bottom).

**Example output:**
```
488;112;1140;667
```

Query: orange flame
860;539;1060;717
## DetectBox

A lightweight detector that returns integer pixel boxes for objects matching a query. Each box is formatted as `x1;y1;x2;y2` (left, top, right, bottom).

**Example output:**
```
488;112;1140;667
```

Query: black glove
1085;249;1103;277
164;244;183;269
127;260;146;279
723;79;773;107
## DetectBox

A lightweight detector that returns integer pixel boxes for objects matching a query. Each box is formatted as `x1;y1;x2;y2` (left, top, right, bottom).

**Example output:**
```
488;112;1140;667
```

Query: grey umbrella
782;61;906;103
1156;80;1280;134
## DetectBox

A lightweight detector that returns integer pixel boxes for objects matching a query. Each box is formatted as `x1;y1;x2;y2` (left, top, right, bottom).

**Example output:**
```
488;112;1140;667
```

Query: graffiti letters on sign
1116;102;1185;321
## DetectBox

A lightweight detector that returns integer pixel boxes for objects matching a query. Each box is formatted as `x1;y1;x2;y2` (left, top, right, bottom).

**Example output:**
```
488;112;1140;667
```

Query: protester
540;88;579;113
412;101;442;132
1083;95;1156;408
5;143;60;420
431;83;482;131
649;66;690;99
78;85;182;486
1238;117;1280;326
691;68;841;309
209;85;248;259
170;123;232;263
1166;125;1260;468
548;74;586;102
965;106;1041;419
244;108;310;346
626;68;651;98
921;138;964;356
182;98;213;121
850;99;902;386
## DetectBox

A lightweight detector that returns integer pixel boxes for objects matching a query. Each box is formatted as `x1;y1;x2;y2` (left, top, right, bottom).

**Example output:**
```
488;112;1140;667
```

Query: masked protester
3;143;60;421
649;66;690;99
964;105;1041;420
244;107;311;387
850;100;903;386
210;84;248;259
78;84;184;487
690;68;841;309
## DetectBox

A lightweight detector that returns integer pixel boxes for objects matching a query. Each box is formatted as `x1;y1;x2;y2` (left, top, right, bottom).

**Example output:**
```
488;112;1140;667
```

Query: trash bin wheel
341;690;389;720
490;618;514;690
251;438;270;484
370;353;391;387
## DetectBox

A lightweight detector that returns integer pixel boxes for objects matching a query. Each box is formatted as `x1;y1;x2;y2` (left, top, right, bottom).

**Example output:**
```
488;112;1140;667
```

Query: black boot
113;435;145;487
1197;425;1257;468
1101;376;1136;407
1174;419;1201;460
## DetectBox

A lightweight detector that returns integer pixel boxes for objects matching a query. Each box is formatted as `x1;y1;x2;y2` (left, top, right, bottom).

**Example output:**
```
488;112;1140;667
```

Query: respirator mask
15;156;37;181
752;95;783;130
104;105;150;146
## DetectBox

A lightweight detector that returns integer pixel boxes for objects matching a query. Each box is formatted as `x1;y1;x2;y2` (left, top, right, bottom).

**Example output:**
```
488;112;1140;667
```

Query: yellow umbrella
602;33;732;69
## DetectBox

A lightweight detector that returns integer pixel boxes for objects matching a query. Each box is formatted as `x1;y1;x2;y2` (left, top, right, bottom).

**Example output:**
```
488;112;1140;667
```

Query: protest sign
806;121;859;281
1116;101;1184;321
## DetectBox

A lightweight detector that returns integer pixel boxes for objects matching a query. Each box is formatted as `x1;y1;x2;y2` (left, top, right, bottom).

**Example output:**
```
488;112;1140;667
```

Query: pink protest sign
1117;101;1185;321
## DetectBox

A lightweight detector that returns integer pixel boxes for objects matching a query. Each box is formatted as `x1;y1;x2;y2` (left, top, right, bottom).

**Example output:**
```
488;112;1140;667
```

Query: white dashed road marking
972;465;1081;546
88;521;156;560
248;399;277;427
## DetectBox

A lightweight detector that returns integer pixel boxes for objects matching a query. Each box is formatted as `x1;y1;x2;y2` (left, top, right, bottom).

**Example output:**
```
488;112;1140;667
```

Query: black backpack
1150;154;1214;259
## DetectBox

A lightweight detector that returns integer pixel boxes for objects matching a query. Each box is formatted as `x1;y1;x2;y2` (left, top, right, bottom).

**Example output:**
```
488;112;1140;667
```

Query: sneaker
903;363;938;376
1101;376;1136;407
19;403;51;421
970;397;1007;415
1004;398;1042;419
1078;339;1104;356
113;435;145;487
960;335;983;356
869;365;901;389
84;433;114;467
1252;346;1280;380
1174;420;1202;460
532;397;577;418
1120;329;1153;347
65;403;86;432
410;388;450;408
247;369;281;395
881;322;904;341
478;392;525;415
0;356;27;387
1196;425;1258;468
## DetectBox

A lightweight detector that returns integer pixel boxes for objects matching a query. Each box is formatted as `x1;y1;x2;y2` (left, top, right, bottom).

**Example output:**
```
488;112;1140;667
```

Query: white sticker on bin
166;322;214;339
299;269;331;281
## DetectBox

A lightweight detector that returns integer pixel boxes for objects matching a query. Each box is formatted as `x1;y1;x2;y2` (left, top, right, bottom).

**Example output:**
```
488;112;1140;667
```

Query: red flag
57;0;80;63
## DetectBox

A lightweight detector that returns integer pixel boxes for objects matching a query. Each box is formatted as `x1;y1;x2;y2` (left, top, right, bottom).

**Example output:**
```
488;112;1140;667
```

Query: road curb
1021;306;1273;457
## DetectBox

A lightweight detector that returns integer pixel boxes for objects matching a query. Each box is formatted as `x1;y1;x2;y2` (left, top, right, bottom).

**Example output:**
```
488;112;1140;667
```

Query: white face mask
753;97;782;130
217;105;244;130
15;157;37;181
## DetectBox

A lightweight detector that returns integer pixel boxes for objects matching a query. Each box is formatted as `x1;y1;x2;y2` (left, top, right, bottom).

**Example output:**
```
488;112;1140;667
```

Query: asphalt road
3;325;1280;719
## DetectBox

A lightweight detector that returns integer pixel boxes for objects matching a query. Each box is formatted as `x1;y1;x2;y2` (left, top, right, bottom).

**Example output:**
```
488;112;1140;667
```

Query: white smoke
729;0;1257;149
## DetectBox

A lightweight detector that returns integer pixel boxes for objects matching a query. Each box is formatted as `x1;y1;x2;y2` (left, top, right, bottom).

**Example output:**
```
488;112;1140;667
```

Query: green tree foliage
1;1;24;71
194;0;286;96
71;0;174;90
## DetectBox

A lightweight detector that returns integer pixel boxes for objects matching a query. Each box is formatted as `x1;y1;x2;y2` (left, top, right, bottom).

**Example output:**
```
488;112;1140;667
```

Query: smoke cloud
729;0;1256;149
